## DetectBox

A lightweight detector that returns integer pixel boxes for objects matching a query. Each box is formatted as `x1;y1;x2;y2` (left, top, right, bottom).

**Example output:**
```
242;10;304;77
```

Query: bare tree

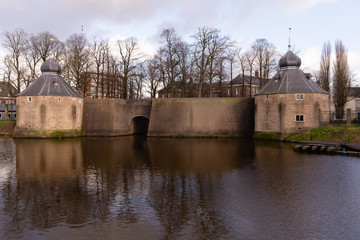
156;50;169;98
333;40;352;119
192;27;231;97
237;51;248;97
245;50;256;97
251;39;277;88
134;63;145;99
215;56;228;97
64;33;91;96
319;41;331;92
24;34;41;79
145;57;161;98
117;37;142;99
227;48;241;97
176;40;193;97
159;28;180;98
36;31;61;62
207;33;232;98
90;38;108;98
2;28;28;93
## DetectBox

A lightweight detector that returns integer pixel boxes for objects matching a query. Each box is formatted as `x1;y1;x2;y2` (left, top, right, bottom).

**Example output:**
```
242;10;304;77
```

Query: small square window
295;94;304;100
296;115;304;122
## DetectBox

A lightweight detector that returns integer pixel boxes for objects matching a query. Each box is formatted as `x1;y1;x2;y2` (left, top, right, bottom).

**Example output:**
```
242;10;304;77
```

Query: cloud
300;46;322;73
272;0;338;12
348;51;360;85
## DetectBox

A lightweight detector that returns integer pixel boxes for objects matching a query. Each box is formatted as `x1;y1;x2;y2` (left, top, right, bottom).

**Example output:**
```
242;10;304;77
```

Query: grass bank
284;125;360;143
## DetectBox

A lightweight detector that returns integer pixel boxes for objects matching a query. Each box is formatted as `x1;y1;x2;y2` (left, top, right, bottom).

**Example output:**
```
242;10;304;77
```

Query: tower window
295;94;304;100
296;115;304;122
58;97;61;102
28;97;32;102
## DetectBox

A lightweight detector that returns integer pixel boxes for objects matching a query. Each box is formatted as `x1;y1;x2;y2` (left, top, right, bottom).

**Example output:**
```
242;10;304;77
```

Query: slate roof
227;74;260;86
257;50;328;95
18;59;82;97
348;87;360;98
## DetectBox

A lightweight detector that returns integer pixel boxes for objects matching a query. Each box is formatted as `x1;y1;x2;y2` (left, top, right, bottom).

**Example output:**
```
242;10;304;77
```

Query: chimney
255;70;259;78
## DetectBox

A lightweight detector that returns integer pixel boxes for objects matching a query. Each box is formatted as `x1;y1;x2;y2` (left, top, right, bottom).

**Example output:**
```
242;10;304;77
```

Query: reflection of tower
14;59;83;138
15;138;83;181
6;139;90;231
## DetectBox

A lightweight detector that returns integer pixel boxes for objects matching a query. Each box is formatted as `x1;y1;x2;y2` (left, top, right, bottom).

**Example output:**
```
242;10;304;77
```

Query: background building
0;82;17;120
158;74;260;98
80;72;122;99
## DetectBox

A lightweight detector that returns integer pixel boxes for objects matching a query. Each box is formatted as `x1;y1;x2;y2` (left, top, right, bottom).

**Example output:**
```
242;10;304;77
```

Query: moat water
0;136;360;240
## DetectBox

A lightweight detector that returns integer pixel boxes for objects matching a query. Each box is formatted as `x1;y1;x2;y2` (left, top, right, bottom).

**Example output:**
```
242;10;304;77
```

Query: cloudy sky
1;0;360;80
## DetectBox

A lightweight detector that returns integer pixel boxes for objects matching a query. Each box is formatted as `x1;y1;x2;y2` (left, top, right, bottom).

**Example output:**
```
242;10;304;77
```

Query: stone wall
82;99;152;136
147;98;254;137
255;93;330;134
14;96;83;138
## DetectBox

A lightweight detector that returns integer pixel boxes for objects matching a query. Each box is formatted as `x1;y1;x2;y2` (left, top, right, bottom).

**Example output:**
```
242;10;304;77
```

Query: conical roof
256;50;328;95
18;59;82;97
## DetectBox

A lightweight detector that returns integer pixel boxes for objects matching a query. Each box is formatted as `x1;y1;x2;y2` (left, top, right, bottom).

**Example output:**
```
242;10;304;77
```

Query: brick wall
255;93;330;134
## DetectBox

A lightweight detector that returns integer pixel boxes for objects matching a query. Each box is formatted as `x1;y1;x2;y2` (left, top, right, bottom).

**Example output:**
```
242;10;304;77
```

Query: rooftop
257;50;328;95
18;59;82;98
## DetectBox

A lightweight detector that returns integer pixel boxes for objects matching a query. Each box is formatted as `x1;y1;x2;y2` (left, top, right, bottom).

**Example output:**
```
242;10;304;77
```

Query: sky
1;0;360;82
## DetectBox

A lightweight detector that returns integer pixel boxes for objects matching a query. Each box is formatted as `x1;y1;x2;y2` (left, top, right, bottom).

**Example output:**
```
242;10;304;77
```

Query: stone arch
131;116;150;135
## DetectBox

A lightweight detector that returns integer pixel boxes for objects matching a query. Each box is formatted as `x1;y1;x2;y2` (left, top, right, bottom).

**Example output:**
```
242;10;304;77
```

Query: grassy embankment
284;125;360;143
0;121;16;136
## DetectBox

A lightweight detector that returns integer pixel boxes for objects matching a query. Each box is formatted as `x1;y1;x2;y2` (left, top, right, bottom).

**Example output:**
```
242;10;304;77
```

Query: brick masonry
147;98;254;137
255;93;330;134
14;96;83;137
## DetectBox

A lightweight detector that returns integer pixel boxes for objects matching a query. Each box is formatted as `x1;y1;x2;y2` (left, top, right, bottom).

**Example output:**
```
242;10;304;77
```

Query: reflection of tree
151;172;188;239
145;138;254;239
116;169;137;224
148;171;231;240
0;137;257;239
191;175;229;240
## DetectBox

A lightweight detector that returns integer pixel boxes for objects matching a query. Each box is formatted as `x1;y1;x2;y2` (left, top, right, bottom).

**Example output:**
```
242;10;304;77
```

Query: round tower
14;59;83;138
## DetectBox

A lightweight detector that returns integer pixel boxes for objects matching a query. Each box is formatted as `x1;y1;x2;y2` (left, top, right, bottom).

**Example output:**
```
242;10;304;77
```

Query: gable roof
227;74;260;86
349;87;360;98
18;59;82;98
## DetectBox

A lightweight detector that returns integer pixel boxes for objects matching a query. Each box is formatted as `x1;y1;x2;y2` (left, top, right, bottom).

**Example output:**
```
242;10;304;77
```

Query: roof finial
288;27;292;50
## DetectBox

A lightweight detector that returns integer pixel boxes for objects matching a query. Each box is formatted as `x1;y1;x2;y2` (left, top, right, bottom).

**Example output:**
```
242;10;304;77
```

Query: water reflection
147;138;254;239
0;137;359;239
2;137;254;239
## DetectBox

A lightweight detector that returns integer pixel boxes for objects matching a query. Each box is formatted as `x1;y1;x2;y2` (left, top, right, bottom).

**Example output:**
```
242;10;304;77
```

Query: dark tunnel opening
131;116;150;135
